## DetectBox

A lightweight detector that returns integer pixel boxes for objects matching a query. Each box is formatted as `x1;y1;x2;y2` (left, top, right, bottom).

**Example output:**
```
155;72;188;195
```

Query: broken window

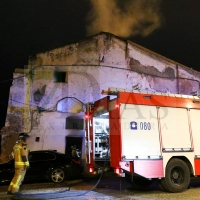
54;71;67;83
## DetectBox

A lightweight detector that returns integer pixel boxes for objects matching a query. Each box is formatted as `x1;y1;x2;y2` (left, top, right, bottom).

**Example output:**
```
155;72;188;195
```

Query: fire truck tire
160;158;190;193
126;174;153;189
50;168;66;183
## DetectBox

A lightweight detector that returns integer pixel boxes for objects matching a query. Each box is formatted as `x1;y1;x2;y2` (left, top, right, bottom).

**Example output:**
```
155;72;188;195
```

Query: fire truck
85;88;200;193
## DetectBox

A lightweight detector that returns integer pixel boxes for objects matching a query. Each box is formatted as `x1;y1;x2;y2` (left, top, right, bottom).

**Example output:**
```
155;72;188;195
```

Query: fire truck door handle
89;141;92;153
87;119;91;164
143;95;151;99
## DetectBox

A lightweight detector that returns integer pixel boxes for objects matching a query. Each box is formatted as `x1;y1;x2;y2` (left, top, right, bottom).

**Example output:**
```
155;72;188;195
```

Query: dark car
0;150;83;184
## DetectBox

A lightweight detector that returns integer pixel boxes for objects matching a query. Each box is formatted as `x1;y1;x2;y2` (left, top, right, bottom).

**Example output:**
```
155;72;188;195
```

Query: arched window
56;97;83;113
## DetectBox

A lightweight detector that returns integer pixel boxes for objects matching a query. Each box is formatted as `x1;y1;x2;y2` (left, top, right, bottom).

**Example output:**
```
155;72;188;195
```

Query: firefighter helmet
18;133;29;142
71;145;78;150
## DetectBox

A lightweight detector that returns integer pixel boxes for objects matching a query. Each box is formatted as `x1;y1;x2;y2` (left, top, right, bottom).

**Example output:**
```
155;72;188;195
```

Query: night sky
0;0;200;128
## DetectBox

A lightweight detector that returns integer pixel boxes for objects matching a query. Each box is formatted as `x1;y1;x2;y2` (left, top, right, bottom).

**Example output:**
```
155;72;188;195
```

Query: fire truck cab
85;88;200;193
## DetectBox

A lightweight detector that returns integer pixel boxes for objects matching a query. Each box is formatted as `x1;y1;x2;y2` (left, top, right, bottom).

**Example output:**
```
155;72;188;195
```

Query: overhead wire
0;63;200;85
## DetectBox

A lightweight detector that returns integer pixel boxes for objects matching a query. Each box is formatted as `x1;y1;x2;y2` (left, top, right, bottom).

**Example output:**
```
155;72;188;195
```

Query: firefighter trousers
8;167;26;194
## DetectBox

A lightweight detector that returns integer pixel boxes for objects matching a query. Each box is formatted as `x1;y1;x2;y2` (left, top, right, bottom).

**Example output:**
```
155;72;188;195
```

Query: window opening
54;71;67;83
35;137;40;142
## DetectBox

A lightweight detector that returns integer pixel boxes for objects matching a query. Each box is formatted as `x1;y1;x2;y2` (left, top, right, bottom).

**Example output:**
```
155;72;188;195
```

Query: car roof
30;150;64;155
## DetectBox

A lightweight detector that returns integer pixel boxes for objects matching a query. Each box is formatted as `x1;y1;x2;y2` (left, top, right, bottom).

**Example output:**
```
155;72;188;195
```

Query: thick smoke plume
86;0;162;37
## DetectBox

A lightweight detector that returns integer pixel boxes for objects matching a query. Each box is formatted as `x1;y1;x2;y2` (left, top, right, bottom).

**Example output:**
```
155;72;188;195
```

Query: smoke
86;0;163;37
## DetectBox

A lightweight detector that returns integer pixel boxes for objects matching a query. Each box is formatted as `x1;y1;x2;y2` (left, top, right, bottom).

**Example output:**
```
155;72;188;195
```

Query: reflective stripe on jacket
13;142;29;168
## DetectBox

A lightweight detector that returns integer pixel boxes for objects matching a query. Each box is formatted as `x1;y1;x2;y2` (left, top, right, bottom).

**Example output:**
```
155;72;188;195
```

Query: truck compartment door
160;107;192;150
120;104;161;159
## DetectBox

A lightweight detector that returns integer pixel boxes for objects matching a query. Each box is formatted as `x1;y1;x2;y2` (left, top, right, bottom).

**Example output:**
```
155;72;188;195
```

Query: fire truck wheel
160;158;190;193
126;174;153;189
50;168;66;183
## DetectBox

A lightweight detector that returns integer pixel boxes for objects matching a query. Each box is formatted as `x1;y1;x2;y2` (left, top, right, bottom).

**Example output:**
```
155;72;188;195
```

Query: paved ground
0;178;117;200
1;175;200;199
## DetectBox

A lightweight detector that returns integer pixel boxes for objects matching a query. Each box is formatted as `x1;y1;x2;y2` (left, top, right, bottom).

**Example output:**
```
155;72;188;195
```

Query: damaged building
1;32;200;173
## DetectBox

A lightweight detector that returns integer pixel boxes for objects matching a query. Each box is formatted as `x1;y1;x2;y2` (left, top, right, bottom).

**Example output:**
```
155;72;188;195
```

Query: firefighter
7;133;30;195
71;145;80;158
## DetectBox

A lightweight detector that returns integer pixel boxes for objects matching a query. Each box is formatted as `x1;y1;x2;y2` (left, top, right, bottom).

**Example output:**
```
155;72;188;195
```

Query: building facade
1;32;200;173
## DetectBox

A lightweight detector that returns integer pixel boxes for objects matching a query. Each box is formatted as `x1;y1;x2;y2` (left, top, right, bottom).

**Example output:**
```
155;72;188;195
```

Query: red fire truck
85;88;200;193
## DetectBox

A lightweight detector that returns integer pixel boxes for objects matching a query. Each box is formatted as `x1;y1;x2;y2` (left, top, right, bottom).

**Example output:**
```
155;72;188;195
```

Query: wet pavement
0;191;117;200
0;178;118;200
1;175;200;199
